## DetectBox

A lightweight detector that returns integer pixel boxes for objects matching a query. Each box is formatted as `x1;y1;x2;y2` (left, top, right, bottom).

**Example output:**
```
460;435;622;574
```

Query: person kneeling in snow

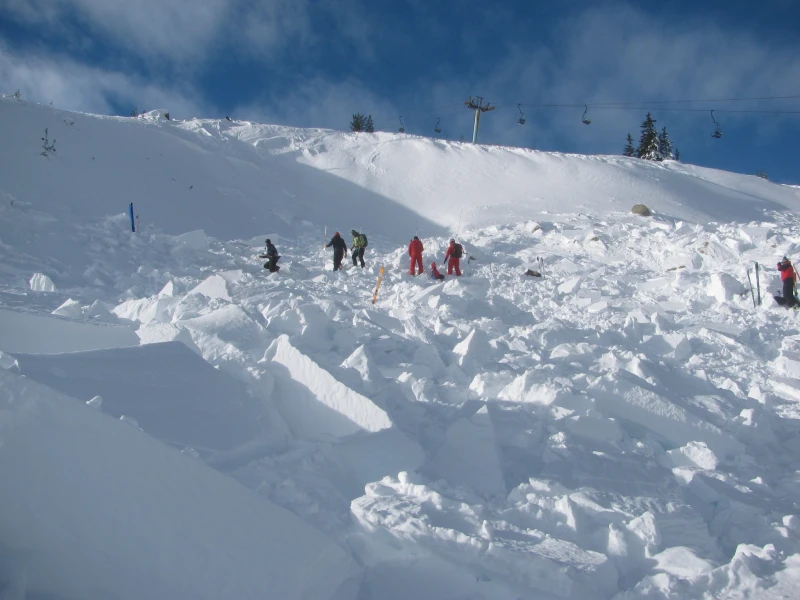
778;256;797;308
260;238;280;273
430;262;444;281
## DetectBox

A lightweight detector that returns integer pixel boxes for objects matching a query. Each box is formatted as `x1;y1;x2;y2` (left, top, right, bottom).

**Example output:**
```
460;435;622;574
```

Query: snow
2;96;800;599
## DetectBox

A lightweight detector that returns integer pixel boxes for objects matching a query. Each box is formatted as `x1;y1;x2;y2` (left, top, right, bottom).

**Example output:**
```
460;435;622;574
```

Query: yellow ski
372;266;385;304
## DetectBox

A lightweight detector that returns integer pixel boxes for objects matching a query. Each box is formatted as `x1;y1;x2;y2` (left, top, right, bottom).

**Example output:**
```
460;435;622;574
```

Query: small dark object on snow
226;116;232;122
525;269;542;277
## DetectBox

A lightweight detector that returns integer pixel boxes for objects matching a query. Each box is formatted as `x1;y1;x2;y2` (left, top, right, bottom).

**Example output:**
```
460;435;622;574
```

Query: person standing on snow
444;238;463;276
430;262;444;281
351;229;368;268
325;232;348;271
408;236;424;276
778;256;797;308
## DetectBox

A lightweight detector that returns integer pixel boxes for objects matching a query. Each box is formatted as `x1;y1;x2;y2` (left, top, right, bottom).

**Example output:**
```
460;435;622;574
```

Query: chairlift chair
517;104;526;125
581;105;591;125
434;117;442;134
398;116;405;134
711;110;722;139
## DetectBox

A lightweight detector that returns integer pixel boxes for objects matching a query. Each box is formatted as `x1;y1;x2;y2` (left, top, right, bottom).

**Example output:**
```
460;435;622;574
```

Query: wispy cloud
0;45;212;117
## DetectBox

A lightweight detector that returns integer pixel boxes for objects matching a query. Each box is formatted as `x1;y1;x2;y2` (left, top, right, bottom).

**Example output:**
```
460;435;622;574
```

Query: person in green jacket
351;229;368;268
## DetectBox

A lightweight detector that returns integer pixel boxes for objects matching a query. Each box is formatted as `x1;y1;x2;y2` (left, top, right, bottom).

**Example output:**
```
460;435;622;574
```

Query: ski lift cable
498;93;800;109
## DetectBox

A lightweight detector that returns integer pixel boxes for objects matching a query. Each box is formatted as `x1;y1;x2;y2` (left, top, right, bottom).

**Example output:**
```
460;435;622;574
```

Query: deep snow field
2;96;800;599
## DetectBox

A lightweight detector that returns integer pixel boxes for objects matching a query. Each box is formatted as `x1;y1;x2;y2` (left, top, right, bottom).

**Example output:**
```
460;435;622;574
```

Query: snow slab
0;308;138;354
29;272;55;292
262;335;393;439
0;369;358;600
12;341;266;452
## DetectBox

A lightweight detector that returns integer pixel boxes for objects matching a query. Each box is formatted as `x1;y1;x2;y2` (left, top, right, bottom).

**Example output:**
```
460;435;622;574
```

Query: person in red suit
444;239;462;276
430;262;444;281
408;236;424;276
778;256;797;308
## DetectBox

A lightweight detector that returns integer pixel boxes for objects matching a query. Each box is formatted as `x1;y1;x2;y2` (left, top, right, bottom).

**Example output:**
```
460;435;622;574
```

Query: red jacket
779;260;796;281
408;238;423;256
444;241;457;262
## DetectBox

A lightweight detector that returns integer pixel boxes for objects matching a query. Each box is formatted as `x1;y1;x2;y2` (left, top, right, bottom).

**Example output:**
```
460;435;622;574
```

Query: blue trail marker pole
128;202;136;232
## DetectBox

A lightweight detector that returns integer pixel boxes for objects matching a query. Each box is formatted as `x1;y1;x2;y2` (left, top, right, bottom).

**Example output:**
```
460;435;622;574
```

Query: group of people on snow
263;232;465;280
408;236;463;279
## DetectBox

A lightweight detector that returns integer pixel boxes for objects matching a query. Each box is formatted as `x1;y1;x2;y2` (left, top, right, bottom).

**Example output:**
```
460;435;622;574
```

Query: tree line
350;113;374;133
623;112;680;161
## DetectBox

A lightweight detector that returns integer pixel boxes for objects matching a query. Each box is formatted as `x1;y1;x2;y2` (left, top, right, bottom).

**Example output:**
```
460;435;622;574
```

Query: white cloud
0;46;212;118
3;0;231;64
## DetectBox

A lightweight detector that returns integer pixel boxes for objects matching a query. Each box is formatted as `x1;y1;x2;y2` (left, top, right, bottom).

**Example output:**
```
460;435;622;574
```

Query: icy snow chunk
558;277;582;295
452;328;492;368
51;298;82;318
181;304;265;350
776;350;800;380
341;345;383;393
499;370;561;406
652;546;715;577
642;333;693;361
29;272;56;292
158;280;175;297
113;295;179;324
665;441;719;470
424;405;506;496
189;273;231;301
588;370;744;459
263;335;392;439
136;322;202;354
412;343;446;375
707;272;746;303
173;229;209;252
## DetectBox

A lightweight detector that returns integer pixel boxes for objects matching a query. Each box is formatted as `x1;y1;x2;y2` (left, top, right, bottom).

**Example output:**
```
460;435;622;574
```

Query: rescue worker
408;236;424;276
351;229;367;268
778;256;797;308
260;238;280;273
444;238;463;276
325;232;348;271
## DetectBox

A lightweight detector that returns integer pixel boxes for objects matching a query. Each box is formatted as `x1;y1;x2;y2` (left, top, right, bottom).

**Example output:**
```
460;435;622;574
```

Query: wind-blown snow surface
3;96;800;599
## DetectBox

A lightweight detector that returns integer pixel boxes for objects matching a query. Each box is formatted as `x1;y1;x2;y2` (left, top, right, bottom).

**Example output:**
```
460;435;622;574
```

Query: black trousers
333;250;344;271
352;247;365;267
784;278;796;307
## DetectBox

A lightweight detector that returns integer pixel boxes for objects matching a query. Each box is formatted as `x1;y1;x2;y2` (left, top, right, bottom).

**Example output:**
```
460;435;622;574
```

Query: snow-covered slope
3;96;800;600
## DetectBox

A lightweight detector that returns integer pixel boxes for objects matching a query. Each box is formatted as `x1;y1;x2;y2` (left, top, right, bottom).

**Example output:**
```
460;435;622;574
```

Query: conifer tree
350;113;366;132
675;148;681;161
365;115;374;133
623;133;635;157
637;113;660;160
658;127;673;160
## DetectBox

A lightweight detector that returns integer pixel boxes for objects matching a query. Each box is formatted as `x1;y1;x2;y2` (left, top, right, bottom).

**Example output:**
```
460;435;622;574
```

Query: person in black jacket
260;238;280;272
325;232;348;271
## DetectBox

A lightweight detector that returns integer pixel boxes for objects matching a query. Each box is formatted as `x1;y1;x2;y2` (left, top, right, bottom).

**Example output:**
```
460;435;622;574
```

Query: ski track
2;99;800;600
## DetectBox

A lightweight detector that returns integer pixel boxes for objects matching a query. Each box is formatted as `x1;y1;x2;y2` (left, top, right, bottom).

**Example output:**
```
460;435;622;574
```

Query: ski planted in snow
372;266;385;304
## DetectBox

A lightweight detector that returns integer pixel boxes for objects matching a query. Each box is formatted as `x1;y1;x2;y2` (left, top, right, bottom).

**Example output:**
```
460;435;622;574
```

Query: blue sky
1;0;799;183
